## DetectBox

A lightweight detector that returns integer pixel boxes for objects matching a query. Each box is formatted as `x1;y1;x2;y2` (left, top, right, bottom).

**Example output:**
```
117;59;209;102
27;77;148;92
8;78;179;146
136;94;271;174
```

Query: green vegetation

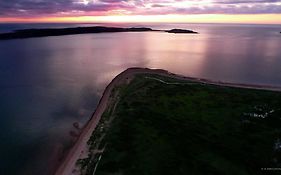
85;74;281;175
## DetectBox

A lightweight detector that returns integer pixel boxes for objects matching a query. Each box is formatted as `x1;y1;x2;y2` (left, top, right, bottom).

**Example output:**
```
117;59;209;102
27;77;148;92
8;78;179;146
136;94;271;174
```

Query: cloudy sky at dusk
1;0;281;23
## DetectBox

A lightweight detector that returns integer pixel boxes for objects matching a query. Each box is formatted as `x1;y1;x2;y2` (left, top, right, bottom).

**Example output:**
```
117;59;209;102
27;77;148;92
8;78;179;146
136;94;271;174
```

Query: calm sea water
0;23;281;174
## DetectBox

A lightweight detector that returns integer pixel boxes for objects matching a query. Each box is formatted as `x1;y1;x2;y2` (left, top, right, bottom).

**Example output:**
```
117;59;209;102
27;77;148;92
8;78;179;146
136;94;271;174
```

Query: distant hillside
0;26;154;40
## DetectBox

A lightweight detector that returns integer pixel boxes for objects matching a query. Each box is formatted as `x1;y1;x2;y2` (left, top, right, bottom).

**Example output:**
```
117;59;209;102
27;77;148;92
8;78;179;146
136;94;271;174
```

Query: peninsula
0;26;198;40
55;68;281;175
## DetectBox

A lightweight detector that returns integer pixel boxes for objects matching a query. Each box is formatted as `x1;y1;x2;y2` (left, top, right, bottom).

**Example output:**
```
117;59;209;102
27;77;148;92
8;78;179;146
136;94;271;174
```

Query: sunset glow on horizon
0;0;281;24
1;14;281;24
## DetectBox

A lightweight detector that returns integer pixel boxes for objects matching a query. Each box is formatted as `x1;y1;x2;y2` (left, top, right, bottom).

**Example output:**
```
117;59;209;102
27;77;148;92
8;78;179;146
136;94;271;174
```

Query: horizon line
1;14;281;25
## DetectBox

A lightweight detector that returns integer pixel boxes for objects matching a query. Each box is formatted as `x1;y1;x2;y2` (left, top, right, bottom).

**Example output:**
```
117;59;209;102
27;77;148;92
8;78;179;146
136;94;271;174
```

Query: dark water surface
0;23;281;174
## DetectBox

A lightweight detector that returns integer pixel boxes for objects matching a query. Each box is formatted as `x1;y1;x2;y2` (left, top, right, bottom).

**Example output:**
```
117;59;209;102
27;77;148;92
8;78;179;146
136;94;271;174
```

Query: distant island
0;26;198;40
165;29;198;34
55;67;281;175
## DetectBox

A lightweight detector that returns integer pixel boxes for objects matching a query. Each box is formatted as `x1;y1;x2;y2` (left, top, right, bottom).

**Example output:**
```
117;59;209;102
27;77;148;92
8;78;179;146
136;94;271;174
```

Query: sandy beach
54;67;281;175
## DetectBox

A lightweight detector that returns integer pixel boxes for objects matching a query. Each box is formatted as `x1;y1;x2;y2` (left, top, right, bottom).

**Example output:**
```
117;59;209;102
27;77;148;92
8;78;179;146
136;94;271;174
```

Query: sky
0;0;281;24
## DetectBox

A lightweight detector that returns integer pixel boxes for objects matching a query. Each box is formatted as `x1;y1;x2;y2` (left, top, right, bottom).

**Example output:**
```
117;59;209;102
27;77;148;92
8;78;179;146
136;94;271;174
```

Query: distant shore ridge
0;26;198;40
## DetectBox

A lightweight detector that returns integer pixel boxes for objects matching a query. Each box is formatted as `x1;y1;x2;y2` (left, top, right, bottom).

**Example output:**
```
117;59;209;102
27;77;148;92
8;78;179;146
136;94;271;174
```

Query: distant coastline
0;26;198;40
165;29;198;34
55;67;281;175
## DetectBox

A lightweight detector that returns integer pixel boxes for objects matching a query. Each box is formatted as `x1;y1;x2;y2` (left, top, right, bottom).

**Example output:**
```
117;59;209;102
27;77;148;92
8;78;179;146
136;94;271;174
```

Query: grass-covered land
83;74;281;175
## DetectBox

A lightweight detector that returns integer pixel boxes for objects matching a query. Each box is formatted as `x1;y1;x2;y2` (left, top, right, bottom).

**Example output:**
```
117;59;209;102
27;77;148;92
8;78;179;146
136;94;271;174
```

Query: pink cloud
0;0;280;17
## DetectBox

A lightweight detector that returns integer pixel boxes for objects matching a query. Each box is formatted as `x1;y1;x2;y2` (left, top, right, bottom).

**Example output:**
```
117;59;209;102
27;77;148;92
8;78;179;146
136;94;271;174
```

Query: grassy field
81;74;281;175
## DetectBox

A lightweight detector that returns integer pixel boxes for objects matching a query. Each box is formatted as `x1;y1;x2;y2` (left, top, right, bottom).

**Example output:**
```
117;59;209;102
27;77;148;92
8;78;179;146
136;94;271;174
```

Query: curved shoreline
54;67;281;175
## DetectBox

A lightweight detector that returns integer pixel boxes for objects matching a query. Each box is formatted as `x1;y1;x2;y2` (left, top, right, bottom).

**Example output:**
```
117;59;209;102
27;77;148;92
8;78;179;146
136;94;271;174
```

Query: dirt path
54;67;281;175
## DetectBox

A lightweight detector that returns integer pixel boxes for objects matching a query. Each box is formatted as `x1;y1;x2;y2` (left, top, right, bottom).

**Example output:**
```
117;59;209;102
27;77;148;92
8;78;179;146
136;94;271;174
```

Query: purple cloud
0;0;280;17
214;0;281;4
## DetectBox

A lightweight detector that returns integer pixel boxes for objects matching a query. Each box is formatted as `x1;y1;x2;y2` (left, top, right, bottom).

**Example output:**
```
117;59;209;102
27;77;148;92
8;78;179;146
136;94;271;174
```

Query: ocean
0;22;281;174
